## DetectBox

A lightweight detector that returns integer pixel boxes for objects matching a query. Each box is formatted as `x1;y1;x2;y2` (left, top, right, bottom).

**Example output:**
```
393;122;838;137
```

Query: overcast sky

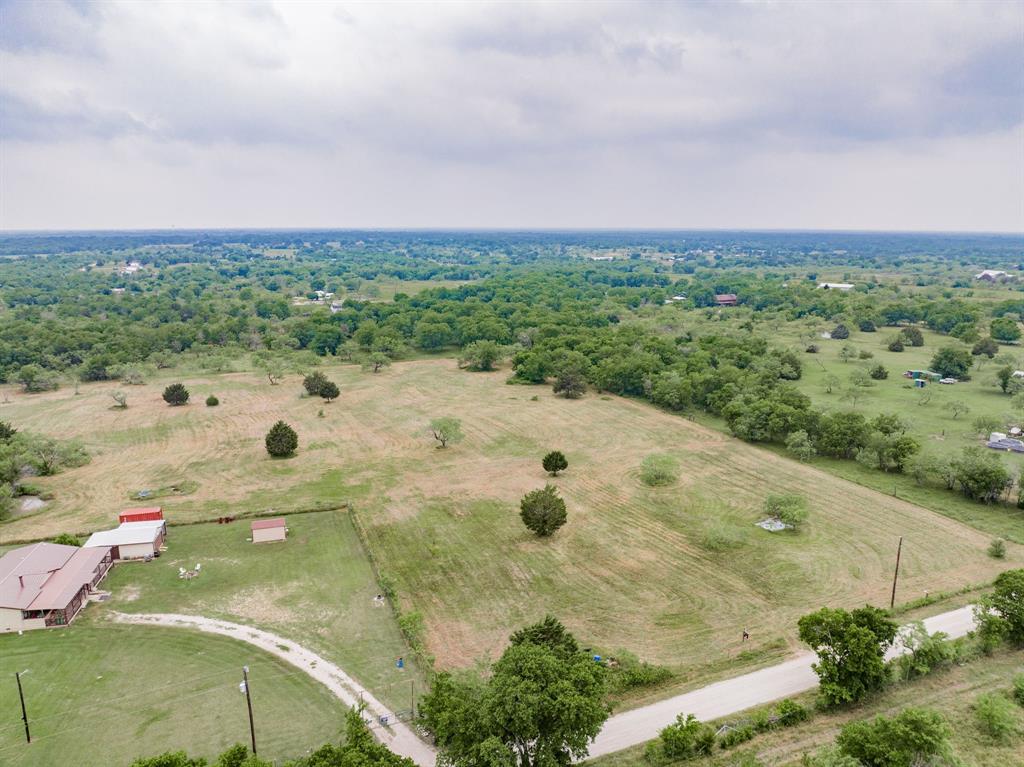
1;0;1022;232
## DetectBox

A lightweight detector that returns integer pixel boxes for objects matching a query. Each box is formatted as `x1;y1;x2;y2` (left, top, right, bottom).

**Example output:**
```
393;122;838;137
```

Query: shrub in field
648;713;716;761
520;484;567;537
836;708;952;766
831;324;850;340
869;364;888;380
640;454;679;486
988;538;1006;559
764;493;809;530
858;350;874;360
205;395;219;407
774;698;809;726
606;650;673;693
975;568;1024;648
1013;674;1024;706
900;326;925;346
265;420;298;457
303;371;328;396
459;339;504;371
973;692;1017;742
718;725;755;748
887;338;904;352
542;450;568;476
51;533;80;547
859;320;876;332
805;343;819;353
162;383;189;406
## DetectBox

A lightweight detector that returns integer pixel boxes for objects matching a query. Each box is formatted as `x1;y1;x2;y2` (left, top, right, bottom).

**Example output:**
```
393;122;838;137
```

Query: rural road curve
110;612;438;767
112;606;978;764
585;605;978;757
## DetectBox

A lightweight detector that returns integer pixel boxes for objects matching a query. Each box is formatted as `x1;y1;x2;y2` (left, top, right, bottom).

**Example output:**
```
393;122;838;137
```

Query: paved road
112;612;438;767
585;605;978;757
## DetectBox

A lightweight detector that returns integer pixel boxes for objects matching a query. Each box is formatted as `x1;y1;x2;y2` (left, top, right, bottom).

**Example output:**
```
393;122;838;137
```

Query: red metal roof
251;517;287;530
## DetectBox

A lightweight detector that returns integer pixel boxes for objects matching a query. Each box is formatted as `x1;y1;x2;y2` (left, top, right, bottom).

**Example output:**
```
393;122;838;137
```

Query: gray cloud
0;0;1021;230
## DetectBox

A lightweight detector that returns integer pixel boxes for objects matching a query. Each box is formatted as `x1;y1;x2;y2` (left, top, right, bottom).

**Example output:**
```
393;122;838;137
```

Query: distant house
817;282;855;291
975;270;1011;281
0;543;113;632
251;517;287;544
119;506;163;524
714;294;738;306
84;520;167;561
589;255;614;261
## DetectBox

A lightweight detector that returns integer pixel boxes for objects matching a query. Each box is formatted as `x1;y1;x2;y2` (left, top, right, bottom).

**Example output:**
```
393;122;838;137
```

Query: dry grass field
1;359;1019;689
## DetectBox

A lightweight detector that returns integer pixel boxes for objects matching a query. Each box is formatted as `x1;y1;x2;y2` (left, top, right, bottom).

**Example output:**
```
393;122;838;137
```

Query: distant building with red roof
714;293;738;306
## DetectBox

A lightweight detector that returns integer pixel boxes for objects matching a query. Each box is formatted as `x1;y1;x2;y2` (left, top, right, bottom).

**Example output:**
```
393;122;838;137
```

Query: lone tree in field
797;605;898;706
265;420;298;457
110;391;128;409
319;380;340;402
162;383;190;406
430;417;464;448
542;450;568;476
303;371;329;396
520;484;568;537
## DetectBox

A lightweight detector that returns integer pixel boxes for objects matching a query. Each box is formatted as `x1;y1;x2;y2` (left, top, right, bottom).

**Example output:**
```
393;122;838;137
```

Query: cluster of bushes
606;650;674;695
0;422;89;520
302;371;340;401
645;699;809;763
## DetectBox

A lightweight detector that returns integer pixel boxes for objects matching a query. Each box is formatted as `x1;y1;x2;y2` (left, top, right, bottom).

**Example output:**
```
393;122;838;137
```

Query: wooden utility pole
242;666;257;756
890;536;903;609
15;672;30;744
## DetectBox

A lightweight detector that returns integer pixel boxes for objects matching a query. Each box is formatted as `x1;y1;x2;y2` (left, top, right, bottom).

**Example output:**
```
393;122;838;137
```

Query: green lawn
0;625;347;766
99;510;426;712
586;649;1024;767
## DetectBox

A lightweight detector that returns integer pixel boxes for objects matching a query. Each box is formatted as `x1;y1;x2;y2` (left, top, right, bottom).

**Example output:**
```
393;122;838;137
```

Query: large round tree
162;383;190;406
265;420;298;457
520;484;567;537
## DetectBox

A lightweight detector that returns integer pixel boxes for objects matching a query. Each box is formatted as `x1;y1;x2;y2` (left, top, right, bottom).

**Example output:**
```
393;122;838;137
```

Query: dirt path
586;605;979;757
110;612;436;767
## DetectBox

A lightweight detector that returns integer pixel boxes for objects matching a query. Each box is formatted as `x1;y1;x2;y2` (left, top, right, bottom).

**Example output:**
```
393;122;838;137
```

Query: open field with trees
0;624;348;766
2;359;1017;697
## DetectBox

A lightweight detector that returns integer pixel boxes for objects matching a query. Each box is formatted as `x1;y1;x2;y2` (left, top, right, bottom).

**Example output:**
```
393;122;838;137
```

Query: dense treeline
1;242;1018;383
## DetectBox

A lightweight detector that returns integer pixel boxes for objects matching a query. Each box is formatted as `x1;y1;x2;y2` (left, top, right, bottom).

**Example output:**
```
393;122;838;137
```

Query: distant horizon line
2;226;1022;237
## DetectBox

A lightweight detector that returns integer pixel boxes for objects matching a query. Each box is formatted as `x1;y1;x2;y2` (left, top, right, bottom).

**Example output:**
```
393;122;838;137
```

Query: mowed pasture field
2;360;1018;687
0;624;347;767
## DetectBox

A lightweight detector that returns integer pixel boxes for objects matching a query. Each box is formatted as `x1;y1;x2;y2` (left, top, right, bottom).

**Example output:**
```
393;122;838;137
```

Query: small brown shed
251;517;287;544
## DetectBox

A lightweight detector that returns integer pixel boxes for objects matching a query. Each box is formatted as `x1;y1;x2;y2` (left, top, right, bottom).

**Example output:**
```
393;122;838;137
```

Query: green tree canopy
265;420;298;457
429;417;464;448
162;383;190;406
542;450;568;476
520;484;568;537
420;618;608;767
797;606;898;706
